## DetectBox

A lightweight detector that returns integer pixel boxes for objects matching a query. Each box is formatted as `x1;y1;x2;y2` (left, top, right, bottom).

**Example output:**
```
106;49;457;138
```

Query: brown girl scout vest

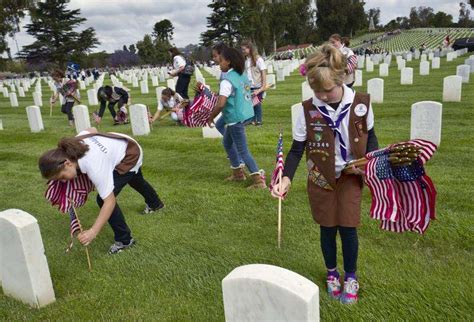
76;132;141;174
302;92;370;227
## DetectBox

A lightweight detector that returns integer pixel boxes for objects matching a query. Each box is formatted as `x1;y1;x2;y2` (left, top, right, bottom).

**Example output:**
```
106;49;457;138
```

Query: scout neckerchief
316;102;351;161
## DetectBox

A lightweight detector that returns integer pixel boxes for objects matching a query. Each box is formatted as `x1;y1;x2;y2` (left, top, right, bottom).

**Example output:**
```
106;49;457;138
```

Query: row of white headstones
1;50;470;319
0;208;320;321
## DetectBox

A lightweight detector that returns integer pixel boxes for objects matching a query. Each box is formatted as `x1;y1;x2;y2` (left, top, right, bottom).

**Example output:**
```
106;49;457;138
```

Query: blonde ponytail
305;44;347;92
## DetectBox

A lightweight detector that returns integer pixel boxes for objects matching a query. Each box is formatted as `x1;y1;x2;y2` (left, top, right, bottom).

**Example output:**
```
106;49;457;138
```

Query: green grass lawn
0;54;473;321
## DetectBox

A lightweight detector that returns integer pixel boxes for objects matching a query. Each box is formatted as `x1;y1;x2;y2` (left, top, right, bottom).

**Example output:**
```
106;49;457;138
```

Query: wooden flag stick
147;106;153;131
70;201;92;271
49;101;53;117
277;170;282;249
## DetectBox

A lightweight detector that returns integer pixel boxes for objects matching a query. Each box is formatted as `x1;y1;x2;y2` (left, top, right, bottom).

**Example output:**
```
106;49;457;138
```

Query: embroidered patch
308;165;333;190
315;132;322;142
309;110;323;119
354;103;368;117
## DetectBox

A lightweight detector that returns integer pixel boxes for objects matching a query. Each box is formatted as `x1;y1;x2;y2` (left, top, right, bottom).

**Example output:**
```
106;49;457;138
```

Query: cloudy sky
4;0;465;57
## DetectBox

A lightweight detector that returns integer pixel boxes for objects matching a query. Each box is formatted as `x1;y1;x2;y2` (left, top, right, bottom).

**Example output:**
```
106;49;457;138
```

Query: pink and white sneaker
326;275;341;300
340;278;359;304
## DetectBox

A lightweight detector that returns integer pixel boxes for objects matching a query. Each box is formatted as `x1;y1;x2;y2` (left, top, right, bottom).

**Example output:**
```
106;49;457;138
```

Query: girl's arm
150;108;161;123
77;192;116;245
207;95;227;126
258;69;267;94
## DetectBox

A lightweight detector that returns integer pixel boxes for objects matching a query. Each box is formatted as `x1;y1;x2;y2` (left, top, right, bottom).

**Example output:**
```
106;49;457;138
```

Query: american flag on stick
66;205;82;253
270;130;285;192
45;173;94;213
364;139;437;234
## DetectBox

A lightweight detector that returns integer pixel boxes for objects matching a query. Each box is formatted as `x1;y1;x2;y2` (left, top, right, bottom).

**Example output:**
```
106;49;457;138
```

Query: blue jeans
216;116;244;165
252;87;263;123
223;122;259;173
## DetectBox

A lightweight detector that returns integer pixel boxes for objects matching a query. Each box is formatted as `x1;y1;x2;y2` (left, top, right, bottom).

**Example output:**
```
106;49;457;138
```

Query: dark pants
320;226;358;273
61;101;75;121
98;98;127;119
176;74;191;99
96;168;163;244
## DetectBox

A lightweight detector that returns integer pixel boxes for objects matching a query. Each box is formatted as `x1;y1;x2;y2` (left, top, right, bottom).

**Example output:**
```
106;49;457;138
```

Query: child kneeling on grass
207;47;266;189
271;44;379;304
38;127;165;254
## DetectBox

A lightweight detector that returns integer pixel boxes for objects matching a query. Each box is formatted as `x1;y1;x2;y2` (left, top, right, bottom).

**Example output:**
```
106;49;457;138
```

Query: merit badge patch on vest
315;132;322;142
309;110;323;119
308;164;333;191
354;103;368;117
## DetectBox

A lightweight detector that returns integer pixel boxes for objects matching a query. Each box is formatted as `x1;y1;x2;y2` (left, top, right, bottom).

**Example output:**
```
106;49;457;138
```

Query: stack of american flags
182;84;218;127
364;139;437;234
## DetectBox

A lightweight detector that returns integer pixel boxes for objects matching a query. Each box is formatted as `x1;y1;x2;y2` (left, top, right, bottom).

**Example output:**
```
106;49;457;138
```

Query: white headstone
267;64;274;74
442;76;462;102
202;125;223;138
406;53;412;62
18;87;25;97
446;52;455;62
72;105;91;133
366;60;374;72
33;92;43;107
367;78;384;103
2;87;8;98
432;57;440;69
26;106;44;133
0;119;3;130
277;69;285;81
87;89;98;106
419;61;430;76
9;92;19;107
151;75;159;87
410;101;442;146
428;52;434;60
397;59;406;71
79;80;86;90
166;79;175;91
267;74;276;89
401;67;413;85
354;70;362;87
130;104;150;136
222;264;319;322
302;81;313;100
379;63;389;77
132;77;139;88
465;58;474;74
0;209;55;308
420;54;427;62
456;65;470;83
140;80;149;94
291;103;303;132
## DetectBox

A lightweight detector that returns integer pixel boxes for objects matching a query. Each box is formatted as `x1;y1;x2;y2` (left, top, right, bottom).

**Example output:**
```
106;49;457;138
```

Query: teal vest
222;70;254;124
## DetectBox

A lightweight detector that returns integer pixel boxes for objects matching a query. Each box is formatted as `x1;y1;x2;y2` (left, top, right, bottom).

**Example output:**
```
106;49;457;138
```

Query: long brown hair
168;47;182;58
241;39;259;67
305;44;347;92
39;137;89;179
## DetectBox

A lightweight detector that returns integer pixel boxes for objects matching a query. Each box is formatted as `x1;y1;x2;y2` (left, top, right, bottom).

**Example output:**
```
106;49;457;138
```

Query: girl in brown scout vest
271;44;379;304
38;127;164;254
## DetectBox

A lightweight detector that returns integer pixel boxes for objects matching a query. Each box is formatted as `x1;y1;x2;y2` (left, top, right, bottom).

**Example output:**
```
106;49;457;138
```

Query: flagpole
50;101;53;117
278;169;282;249
70;201;92;272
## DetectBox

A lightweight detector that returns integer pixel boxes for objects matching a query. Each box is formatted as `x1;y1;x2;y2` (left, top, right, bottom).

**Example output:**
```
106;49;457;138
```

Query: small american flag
270;130;285;194
183;84;218;127
364;139;437;234
66;205;82;252
45;173;94;213
347;55;358;74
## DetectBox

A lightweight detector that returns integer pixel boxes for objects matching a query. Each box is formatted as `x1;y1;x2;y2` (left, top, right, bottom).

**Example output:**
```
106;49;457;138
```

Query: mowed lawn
0;54;473;321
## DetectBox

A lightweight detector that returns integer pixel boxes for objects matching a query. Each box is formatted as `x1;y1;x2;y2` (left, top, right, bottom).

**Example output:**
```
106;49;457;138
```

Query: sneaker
108;238;136;255
340;278;359;304
327;275;342;300
142;203;165;214
255;122;263;127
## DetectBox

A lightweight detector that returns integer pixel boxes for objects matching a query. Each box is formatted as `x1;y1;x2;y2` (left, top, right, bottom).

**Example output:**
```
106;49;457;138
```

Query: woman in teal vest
207;47;266;189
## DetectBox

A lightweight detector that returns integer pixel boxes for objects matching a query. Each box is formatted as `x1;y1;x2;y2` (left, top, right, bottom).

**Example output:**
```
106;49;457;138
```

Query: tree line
0;0;473;72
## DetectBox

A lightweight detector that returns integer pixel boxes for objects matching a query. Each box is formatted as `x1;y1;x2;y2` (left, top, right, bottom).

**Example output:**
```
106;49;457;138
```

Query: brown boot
225;167;246;181
247;171;267;189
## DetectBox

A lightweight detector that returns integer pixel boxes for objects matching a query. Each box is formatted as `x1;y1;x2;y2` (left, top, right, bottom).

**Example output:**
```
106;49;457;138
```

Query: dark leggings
61;101;74;121
96;168;163;244
320;226;358;273
176;74;191;99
